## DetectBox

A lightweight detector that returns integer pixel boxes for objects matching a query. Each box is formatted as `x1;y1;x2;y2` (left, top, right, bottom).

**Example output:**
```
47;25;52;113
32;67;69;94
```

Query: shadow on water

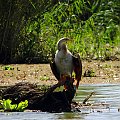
0;84;120;120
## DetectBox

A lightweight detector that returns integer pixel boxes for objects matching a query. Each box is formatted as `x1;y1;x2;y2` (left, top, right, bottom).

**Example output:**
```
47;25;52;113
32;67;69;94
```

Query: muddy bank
0;60;120;86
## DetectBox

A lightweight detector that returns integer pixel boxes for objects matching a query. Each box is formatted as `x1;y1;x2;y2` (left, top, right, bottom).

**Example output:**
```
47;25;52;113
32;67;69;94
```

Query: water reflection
0;84;120;120
55;112;86;120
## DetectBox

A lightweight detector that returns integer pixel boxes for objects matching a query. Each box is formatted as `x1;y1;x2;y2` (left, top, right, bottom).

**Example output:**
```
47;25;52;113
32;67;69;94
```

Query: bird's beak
66;38;73;45
67;38;73;42
69;37;74;42
70;38;73;42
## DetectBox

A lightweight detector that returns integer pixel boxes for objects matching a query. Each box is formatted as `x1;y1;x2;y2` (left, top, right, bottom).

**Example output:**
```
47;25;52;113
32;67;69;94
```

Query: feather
72;54;82;89
50;60;60;80
50;38;82;89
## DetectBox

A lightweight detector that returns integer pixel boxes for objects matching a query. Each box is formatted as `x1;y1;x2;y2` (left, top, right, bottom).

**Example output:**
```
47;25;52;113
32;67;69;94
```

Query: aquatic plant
0;99;28;112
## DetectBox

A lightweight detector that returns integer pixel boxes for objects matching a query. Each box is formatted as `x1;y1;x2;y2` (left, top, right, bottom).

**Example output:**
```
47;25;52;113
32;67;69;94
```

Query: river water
0;84;120;120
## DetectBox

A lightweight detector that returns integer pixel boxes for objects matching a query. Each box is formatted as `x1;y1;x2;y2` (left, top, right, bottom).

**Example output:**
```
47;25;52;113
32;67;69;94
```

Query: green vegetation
3;66;14;70
0;0;120;63
0;99;28;112
84;68;96;77
103;64;112;68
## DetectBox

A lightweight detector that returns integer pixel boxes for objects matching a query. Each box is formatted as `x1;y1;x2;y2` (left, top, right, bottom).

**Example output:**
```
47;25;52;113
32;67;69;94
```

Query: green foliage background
0;0;120;63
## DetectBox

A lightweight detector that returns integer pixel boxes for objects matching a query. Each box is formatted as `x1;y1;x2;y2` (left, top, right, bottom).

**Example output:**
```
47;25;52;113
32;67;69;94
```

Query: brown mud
0;60;120;86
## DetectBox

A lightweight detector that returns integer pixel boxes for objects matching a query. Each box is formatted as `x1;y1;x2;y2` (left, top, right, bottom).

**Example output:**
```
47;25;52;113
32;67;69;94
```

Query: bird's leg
58;74;67;85
59;75;73;91
73;78;77;88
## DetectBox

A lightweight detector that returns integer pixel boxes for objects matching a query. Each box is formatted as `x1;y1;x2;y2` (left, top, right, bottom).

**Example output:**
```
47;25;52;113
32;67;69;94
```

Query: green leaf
0;100;3;109
2;99;17;111
16;100;28;112
10;104;17;111
3;99;12;110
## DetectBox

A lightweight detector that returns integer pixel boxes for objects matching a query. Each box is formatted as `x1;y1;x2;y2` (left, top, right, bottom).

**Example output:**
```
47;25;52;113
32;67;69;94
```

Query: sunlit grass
16;0;120;62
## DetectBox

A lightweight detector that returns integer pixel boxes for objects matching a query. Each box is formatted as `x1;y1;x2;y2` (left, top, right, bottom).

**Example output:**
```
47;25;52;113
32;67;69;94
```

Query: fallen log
1;82;76;112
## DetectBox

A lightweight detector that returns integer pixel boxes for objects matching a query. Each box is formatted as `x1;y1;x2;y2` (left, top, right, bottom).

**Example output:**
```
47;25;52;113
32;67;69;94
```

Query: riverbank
0;60;120;86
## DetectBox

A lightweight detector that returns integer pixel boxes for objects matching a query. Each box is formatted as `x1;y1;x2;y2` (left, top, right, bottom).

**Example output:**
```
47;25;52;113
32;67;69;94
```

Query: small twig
83;92;95;104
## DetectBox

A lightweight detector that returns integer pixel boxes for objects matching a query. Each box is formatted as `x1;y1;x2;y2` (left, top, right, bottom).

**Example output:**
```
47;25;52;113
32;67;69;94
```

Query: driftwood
1;82;76;112
83;92;95;104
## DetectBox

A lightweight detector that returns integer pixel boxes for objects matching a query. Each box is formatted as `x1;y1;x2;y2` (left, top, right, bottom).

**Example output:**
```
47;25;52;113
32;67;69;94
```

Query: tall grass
1;0;120;63
35;0;120;61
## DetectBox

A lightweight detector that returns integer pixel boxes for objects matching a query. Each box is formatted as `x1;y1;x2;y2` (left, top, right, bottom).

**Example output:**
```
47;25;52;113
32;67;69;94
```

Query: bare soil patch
0;60;120;86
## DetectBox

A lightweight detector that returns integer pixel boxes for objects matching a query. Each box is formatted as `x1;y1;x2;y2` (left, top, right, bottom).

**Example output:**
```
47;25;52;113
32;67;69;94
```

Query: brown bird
50;37;82;90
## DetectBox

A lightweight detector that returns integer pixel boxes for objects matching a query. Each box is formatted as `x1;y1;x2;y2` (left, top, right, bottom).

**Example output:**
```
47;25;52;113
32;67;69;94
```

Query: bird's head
57;37;72;51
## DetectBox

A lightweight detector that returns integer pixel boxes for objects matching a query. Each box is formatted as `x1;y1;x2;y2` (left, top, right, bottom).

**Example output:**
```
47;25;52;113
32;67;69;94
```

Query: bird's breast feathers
55;50;73;75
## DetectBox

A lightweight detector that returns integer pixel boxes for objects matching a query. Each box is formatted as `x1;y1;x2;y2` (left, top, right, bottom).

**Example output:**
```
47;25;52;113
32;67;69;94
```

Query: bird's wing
50;60;60;80
72;54;82;89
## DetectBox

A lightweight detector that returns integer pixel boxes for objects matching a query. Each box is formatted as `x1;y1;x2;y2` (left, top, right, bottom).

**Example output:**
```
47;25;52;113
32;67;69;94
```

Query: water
0;84;120;120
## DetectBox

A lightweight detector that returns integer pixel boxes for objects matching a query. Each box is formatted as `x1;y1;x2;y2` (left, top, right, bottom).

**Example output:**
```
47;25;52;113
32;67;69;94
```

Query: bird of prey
50;37;82;90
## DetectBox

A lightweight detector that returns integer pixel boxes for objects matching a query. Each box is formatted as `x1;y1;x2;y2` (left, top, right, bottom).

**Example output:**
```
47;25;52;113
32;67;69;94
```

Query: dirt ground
0;60;120;86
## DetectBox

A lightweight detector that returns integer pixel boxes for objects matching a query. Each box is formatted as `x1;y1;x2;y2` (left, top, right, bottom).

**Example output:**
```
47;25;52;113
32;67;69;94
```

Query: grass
1;0;120;63
27;0;120;61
